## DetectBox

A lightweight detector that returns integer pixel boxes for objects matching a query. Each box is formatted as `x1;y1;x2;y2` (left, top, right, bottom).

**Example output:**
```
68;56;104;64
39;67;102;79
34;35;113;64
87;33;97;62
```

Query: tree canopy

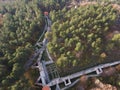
47;3;120;76
0;0;45;89
0;0;120;89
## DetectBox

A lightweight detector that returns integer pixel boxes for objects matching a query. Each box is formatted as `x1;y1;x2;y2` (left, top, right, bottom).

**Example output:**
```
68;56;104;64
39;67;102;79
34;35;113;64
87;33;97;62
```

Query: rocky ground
90;78;117;90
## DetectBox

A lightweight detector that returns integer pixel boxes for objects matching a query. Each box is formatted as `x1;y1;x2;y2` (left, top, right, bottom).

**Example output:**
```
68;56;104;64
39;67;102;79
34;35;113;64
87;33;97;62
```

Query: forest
0;0;70;89
0;0;120;90
0;0;45;89
47;3;120;75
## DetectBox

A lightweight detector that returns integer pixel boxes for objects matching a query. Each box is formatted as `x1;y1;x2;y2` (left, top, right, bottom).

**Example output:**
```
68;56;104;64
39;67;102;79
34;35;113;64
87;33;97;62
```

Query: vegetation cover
0;0;69;89
47;4;120;76
0;0;120;89
0;0;44;89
